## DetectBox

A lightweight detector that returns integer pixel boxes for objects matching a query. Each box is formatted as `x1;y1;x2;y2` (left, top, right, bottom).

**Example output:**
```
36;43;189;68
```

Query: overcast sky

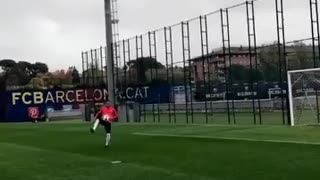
0;0;314;71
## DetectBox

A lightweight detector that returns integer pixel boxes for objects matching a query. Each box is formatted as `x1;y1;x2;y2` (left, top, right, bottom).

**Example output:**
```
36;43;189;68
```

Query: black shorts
99;120;111;133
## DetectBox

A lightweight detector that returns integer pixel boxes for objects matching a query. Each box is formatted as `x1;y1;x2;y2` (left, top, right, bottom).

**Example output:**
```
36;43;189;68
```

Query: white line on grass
133;133;320;146
118;123;264;127
116;122;243;126
119;123;291;131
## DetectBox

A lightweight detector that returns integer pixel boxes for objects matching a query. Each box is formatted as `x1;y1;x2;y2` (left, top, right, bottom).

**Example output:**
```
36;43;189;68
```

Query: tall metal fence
82;0;320;125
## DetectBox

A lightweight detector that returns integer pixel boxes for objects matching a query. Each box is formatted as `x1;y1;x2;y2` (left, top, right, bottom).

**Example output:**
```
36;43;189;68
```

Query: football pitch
143;112;286;125
0;121;320;180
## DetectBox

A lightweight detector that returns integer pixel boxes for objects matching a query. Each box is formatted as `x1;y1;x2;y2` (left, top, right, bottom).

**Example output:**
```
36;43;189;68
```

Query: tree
51;69;72;85
127;57;165;83
230;65;263;83
259;46;281;82
17;61;32;75
71;66;81;85
0;59;49;87
230;65;250;83
172;67;185;85
82;68;105;86
0;59;16;74
129;57;165;70
259;43;316;82
31;62;49;77
288;42;314;70
0;59;32;86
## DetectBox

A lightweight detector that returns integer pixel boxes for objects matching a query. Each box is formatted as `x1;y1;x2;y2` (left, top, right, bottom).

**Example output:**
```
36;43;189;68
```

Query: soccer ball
103;115;110;121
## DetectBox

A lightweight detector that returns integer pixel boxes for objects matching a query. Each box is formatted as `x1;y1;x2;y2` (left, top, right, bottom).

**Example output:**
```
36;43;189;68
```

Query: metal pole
104;0;115;105
251;1;262;124
135;35;143;122
220;9;231;124
127;40;132;84
153;32;161;123
169;27;177;123
225;8;236;124
310;0;320;123
100;46;104;86
148;32;156;123
81;52;85;85
246;1;257;124
164;27;172;123
123;40;129;122
200;16;209;124
186;23;194;124
86;52;90;86
136;36;140;82
115;42;120;94
90;49;95;87
280;0;290;126
94;49;99;85
310;0;317;67
182;22;189;124
204;15;214;123
275;0;288;125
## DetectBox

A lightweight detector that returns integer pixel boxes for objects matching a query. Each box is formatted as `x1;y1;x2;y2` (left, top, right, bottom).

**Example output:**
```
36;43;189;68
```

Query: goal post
288;68;320;126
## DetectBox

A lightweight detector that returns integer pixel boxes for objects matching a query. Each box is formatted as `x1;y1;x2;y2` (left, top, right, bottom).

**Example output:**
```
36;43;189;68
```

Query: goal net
288;68;320;126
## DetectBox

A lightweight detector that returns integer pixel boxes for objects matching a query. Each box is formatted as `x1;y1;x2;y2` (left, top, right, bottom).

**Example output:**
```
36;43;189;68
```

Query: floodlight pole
104;0;115;105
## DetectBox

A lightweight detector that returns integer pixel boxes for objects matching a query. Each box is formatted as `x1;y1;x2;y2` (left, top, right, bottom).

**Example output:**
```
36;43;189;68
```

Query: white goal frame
287;67;320;126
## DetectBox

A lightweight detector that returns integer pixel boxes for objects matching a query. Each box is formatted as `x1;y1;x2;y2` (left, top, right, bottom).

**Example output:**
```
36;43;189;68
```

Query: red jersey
95;106;118;122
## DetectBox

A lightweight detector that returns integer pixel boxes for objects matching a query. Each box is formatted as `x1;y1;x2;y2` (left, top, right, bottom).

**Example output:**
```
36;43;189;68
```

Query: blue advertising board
1;85;171;122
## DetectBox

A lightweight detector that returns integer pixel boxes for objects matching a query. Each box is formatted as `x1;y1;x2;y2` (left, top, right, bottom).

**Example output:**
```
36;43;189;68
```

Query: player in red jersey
91;102;118;147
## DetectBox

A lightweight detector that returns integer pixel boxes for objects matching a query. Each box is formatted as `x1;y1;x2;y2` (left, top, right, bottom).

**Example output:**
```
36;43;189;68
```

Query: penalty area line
133;133;320;146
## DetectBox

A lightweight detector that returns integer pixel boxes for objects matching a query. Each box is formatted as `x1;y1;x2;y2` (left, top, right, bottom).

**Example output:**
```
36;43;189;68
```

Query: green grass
142;109;320;126
1;121;320;180
142;112;285;125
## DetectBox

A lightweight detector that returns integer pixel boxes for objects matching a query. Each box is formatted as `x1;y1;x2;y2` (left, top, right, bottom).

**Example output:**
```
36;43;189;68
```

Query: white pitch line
119;123;284;129
117;123;234;127
111;161;122;164
133;133;320;146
